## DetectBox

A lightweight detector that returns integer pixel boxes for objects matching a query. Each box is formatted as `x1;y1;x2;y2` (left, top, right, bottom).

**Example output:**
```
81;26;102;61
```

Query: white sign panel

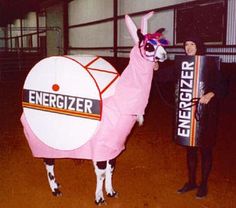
22;55;119;150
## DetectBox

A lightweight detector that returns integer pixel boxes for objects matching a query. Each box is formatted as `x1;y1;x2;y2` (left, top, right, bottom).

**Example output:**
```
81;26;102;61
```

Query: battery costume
155;35;226;198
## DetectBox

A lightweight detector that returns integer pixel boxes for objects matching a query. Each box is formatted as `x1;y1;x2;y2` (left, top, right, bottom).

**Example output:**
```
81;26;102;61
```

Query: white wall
12;19;21;30
118;10;174;46
23;12;38;48
0;28;3;38
216;0;236;62
226;0;236;45
3;0;235;62
68;0;114;56
117;0;196;54
8;12;38;49
11;20;21;48
68;0;188;56
46;3;64;56
23;12;37;27
0;28;5;48
69;0;113;25
118;0;195;15
70;22;113;47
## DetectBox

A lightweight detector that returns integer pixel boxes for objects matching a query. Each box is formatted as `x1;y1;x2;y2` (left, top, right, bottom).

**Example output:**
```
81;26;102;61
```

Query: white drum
22;55;119;150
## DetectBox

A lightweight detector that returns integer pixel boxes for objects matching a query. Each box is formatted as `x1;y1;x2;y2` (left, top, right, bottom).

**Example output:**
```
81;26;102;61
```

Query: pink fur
21;12;166;161
21;45;155;161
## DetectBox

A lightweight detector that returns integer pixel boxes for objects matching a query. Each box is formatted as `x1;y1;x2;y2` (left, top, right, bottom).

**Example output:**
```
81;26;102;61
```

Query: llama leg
44;158;62;196
93;161;106;205
105;159;118;198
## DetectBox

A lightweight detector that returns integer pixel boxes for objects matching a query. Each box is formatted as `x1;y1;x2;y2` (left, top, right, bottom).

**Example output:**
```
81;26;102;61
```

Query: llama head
125;11;168;62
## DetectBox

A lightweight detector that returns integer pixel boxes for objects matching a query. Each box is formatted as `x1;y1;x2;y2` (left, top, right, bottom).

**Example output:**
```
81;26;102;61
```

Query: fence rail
0;51;44;82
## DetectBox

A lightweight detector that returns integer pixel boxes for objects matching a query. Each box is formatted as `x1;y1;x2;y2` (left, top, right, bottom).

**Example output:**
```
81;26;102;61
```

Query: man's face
185;41;197;56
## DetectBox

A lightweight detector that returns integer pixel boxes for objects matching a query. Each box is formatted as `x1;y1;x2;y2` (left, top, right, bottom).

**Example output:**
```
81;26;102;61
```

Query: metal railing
0;50;44;82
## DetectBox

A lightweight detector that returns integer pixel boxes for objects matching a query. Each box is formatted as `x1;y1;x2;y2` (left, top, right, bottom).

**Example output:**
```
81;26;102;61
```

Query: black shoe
196;184;208;199
177;183;197;194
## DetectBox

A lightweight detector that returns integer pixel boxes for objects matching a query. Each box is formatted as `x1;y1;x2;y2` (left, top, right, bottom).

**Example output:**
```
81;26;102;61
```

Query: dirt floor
0;80;235;208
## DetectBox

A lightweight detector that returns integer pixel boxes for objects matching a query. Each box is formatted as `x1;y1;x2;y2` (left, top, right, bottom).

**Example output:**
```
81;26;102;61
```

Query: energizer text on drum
28;90;95;113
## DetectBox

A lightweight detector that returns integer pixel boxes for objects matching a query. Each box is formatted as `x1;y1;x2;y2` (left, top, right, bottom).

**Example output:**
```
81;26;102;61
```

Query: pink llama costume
21;12;167;161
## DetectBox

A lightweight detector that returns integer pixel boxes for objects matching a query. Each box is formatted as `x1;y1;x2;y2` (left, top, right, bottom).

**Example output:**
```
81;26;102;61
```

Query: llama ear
125;14;139;44
156;28;165;34
141;11;154;34
137;29;145;43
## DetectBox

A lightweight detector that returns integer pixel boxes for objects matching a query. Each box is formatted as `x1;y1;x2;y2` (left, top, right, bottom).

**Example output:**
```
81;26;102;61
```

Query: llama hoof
107;191;118;198
95;198;106;206
52;188;62;197
55;181;61;188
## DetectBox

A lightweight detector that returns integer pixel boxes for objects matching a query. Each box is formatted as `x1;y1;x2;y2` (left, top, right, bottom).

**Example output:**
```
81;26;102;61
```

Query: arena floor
0;79;235;208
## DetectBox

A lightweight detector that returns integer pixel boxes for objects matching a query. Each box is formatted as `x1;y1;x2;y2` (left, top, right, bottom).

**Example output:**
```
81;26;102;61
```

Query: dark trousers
186;146;213;186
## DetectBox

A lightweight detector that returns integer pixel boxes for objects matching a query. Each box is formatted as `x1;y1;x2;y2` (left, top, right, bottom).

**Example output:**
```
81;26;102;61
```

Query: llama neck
111;45;155;115
129;45;155;73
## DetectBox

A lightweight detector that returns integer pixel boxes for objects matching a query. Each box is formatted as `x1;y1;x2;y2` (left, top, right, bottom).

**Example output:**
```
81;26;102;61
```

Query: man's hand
199;92;215;104
154;62;159;71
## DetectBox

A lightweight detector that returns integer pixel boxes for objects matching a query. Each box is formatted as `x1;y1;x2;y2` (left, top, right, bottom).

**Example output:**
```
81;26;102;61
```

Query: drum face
22;55;119;150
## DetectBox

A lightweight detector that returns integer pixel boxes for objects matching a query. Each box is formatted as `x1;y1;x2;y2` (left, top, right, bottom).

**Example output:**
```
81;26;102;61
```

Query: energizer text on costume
177;61;194;137
22;89;101;120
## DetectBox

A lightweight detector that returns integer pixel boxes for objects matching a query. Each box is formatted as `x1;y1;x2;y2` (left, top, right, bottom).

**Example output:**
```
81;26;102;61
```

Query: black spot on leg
96;161;107;169
48;172;55;180
107;191;118;198
52;188;62;197
95;197;105;205
108;159;116;169
44;158;55;165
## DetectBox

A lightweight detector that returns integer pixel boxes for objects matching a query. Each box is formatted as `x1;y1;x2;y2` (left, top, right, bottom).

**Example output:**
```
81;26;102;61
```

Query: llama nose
156;53;167;62
163;53;167;60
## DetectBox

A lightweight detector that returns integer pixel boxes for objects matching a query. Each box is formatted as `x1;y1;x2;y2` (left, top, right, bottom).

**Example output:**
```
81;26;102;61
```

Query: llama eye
159;38;168;45
149;39;157;45
144;43;155;52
